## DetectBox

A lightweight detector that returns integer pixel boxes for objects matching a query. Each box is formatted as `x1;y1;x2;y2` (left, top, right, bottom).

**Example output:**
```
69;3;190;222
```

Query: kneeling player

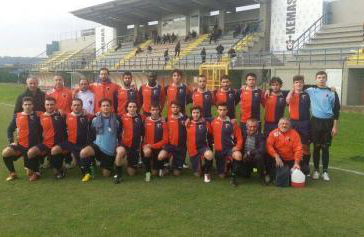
2;97;42;181
115;101;143;178
158;101;187;176
79;99;121;183
211;103;243;187
142;104;168;182
50;98;92;179
27;97;67;181
186;106;214;183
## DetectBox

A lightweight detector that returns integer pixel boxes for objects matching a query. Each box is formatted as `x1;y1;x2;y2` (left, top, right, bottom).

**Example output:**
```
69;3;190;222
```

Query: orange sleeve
233;121;243;150
152;122;169;149
292;131;303;162
88;84;95;92
266;134;278;158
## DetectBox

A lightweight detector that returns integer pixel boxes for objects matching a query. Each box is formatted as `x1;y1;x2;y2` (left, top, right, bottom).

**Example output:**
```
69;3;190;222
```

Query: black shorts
9;144;28;157
58;141;84;160
264;122;278;138
35;143;51;156
189;147;210;173
215;148;233;175
291;120;311;144
311;117;334;146
163;144;186;171
120;144;140;169
90;143;115;171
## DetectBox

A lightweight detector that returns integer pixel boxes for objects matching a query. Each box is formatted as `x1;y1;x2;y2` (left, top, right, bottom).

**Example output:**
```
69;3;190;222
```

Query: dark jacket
14;88;45;113
242;132;265;156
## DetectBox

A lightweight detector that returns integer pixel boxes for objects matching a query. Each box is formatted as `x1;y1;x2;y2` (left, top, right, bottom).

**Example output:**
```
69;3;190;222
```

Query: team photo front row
2;69;340;187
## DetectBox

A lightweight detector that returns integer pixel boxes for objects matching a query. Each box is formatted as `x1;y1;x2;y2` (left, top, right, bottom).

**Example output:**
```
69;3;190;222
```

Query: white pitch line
328;166;364;176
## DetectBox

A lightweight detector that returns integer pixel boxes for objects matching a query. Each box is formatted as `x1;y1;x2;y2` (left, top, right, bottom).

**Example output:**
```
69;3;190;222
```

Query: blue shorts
215;148;233;175
291;120;311;144
189;147;211;173
163;144;186;171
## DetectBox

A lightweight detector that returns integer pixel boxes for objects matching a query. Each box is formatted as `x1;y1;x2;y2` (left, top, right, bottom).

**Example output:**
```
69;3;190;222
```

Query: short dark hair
270;77;283;86
221;75;230;81
79;78;89;83
45;96;56;103
150;103;160;110
293;75;304;82
172;69;183;77
99;67;110;75
246;118;258;125
198;74;206;79
217;102;227;108
190;106;202;114
22;96;33;104
246;73;257;80
125;101;138;112
316;71;327;78
99;98;111;107
72;98;83;106
170;100;181;108
123;71;132;77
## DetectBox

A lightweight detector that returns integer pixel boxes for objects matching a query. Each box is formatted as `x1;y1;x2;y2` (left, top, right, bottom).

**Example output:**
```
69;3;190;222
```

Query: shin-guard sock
322;146;330;173
313;146;321;171
53;154;64;172
114;166;123;177
80;157;92;174
3;156;16;173
204;159;213;174
28;157;40;173
302;154;311;175
231;160;241;178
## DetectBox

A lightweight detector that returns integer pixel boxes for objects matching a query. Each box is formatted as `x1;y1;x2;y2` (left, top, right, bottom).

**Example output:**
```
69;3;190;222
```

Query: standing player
27;97;67;180
3;97;43;181
158;101;188;176
79;99;121;183
188;75;215;121
115;101;143;178
47;74;72;114
286;75;311;175
305;71;340;181
210;103;243;187
14;76;45;114
89;68;120;113
117;71;139;116
262;77;287;138
142;103;168;182
239;73;264;135
50;98;92;179
186;106;214;183
214;75;239;119
139;72;165;119
165;69;191;117
74;78;95;114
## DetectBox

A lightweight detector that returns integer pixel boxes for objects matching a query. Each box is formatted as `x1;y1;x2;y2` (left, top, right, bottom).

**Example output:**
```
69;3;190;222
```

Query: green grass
0;83;364;237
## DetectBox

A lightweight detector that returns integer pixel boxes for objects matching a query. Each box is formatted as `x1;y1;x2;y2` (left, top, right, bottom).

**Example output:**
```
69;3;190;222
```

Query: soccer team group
2;68;340;186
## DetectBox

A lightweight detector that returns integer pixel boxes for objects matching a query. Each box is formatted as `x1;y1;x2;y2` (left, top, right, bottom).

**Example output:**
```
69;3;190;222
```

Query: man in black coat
14;76;45;113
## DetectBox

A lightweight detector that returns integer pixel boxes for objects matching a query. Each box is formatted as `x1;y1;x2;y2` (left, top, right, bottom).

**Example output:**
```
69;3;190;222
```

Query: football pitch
0;83;364;237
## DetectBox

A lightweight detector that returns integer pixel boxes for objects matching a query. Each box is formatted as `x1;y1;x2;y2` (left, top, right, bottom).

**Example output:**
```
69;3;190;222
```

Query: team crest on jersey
229;93;234;98
254;92;259;97
157;123;162;128
62;94;67;98
286;137;291;142
273;131;280;137
80;117;85;123
225;123;230;128
29;115;34;120
179;88;184;93
54;116;59;120
89;100;93;105
301;94;306;100
107;87;110;91
153;89;158;95
199;124;204;130
204;94;210;99
279;98;285;103
134;117;139;122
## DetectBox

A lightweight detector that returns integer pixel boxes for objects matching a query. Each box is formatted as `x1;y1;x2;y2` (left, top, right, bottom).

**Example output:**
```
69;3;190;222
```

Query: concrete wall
346;69;364;105
329;0;364;24
58;35;95;51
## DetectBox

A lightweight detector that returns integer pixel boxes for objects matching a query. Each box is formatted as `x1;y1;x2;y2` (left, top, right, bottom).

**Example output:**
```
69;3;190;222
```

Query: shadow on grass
350;156;364;162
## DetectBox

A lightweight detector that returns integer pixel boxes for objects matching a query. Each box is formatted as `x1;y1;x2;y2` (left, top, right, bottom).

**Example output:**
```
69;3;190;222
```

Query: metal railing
293;13;328;50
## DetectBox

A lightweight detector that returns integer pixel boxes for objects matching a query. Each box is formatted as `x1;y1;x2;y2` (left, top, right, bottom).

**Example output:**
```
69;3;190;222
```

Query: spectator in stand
228;48;237;67
157;35;161;44
200;47;206;64
135;47;143;56
147;45;153;54
216;44;224;62
114;39;122;51
167;33;171;44
185;32;191;42
171;32;177;43
164;49;169;65
175;41;181;57
163;34;167;44
13;76;45;113
191;30;197;39
233;24;241;38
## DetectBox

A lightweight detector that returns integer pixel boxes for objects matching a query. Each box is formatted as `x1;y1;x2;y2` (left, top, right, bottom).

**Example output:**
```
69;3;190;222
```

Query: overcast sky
0;0;111;57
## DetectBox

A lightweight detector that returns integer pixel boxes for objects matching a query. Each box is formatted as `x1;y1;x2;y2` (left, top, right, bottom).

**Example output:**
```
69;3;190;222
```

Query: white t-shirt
76;90;95;114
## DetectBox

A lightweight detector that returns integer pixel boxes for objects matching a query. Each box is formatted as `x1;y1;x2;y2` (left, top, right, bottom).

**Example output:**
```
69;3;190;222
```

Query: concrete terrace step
315;30;363;38
304;41;363;49
310;36;363;44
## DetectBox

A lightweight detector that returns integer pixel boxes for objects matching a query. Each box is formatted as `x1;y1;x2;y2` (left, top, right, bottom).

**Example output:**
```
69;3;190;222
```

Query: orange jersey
266;128;303;162
288;92;311;121
210;118;243;151
65;113;92;145
190;89;215;118
119;114;143;148
89;81;120;113
117;86;139;115
47;87;72;113
239;87;263;123
139;83;165;114
165;84;191;116
214;88;239;119
13;112;42;148
186;120;211;157
143;117;168;149
262;92;287;123
166;114;187;147
40;112;67;148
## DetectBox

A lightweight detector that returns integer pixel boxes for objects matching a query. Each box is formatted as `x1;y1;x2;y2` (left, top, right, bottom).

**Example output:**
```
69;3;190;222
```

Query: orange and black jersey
117;86;139;115
139;83;165;114
40;112;67;148
166;114;187;147
210;117;243;151
89;80;120;113
165;84;191;116
288;92;311;121
239;87;264;123
214;88;239;119
65;113;92;146
186;119;211;157
188;89;215;118
262;91;288;123
119;113;143;148
7;112;43;148
143;117;168;149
